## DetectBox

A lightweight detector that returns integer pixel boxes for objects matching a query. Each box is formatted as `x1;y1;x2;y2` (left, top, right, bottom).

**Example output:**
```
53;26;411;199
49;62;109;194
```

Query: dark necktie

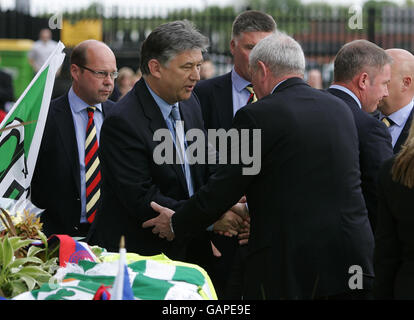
169;105;194;196
246;84;257;104
85;106;101;223
381;117;395;128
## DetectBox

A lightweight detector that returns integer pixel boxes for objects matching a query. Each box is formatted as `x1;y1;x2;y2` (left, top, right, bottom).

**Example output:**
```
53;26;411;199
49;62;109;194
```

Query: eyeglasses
78;65;119;79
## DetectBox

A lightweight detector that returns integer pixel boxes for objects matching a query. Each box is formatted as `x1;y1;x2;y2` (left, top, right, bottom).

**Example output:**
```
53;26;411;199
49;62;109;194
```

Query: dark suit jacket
0;70;14;110
328;88;393;232
171;78;375;299
194;72;234;131
393;105;414;154
374;157;414;299
88;79;216;264
30;93;114;236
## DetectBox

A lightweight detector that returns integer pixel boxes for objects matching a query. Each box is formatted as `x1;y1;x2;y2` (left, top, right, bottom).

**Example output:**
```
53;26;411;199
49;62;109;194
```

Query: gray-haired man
193;10;277;299
144;32;375;299
88;20;246;275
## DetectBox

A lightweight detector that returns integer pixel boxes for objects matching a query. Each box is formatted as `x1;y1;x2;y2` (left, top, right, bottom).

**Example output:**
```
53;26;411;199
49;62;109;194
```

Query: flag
110;237;134;300
12;254;217;300
0;42;65;201
31;234;99;267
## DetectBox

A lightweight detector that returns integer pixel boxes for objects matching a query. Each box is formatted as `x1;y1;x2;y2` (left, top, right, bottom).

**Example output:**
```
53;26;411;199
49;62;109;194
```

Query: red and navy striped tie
85;106;101;223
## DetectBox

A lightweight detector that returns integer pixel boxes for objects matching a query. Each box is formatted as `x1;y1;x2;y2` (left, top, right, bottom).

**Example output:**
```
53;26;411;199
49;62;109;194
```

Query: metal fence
2;2;414;90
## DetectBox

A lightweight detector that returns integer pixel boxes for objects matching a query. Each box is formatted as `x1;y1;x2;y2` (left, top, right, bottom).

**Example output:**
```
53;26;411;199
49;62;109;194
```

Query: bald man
378;49;414;154
31;40;117;237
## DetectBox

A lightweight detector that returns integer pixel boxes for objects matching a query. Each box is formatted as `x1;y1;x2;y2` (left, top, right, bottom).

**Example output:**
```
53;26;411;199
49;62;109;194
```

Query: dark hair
140;20;209;75
334;39;392;82
70;41;89;67
232;10;277;38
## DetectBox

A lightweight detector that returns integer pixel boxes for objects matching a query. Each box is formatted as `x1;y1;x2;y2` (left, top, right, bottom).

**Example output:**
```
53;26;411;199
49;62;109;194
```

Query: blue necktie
169;105;194;197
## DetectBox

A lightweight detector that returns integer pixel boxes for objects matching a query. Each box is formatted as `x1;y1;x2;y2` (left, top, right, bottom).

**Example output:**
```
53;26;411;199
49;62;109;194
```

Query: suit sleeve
360;120;393;230
100;113;187;223
0;73;14;106
373;160;401;299
171;108;258;239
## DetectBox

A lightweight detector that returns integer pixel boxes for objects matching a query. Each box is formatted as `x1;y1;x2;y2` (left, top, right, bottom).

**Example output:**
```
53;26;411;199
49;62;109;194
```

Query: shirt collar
68;86;103;113
380;100;414;127
144;79;178;121
231;67;251;93
329;84;362;109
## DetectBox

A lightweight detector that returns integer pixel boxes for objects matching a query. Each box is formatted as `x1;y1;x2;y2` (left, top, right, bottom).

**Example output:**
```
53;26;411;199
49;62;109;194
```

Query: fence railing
2;3;414;87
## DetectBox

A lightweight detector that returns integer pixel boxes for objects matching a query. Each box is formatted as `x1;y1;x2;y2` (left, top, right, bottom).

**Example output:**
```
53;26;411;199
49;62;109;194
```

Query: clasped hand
142;196;250;243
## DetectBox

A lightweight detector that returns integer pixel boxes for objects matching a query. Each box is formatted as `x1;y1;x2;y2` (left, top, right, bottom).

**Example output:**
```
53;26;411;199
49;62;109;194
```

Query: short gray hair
232;10;277;38
140;20;209;75
334;39;393;82
249;32;306;78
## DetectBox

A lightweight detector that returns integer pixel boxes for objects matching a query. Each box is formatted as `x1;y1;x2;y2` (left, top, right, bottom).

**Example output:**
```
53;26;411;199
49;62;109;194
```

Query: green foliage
0;234;59;299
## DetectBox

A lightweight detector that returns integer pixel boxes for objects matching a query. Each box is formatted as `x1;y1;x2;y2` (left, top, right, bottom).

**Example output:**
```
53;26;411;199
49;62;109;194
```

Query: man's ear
356;72;369;90
70;64;80;82
402;76;412;90
257;60;268;80
148;59;162;79
230;38;237;56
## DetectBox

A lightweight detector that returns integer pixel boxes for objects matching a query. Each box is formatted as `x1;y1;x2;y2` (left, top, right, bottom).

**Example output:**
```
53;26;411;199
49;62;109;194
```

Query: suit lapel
394;104;414;154
135;79;189;195
53;94;81;196
215;72;234;130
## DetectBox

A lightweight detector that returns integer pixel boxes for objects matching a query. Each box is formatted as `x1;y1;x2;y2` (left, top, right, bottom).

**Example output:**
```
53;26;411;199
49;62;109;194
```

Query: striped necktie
246;84;257;104
85;106;101;223
381;117;394;128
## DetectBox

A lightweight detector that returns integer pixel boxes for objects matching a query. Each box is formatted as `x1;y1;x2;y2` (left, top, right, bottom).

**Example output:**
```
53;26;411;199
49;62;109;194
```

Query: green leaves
0;234;58;299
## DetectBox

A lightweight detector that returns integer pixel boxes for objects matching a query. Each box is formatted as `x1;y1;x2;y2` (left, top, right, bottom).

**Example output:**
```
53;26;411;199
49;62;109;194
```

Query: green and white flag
13;253;218;300
0;41;65;200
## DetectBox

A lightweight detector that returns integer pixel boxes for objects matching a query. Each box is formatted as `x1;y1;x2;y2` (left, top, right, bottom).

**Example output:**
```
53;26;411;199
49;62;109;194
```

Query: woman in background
374;120;414;299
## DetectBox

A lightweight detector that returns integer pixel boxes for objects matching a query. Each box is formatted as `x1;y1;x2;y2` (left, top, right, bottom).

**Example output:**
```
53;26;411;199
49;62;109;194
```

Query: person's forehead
170;49;203;64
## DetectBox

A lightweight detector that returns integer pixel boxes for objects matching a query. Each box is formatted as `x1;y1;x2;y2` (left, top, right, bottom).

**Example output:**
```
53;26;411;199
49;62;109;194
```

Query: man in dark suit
88;21;246;272
193;10;277;298
144;32;374;300
0;66;14;121
31;40;117;237
377;48;414;155
195;10;276;131
327;39;394;233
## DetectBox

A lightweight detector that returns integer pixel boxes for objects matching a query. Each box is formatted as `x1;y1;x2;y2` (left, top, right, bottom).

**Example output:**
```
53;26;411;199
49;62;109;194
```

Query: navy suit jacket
172;78;374;299
328;88;393;232
88;78;216;264
194;72;234;131
31;93;114;236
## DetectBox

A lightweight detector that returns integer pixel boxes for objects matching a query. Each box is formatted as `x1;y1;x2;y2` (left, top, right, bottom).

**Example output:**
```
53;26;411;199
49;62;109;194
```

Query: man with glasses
31;39;117;238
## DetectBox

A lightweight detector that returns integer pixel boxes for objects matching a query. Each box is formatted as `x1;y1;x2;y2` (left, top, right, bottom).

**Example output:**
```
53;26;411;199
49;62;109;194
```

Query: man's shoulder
195;72;232;92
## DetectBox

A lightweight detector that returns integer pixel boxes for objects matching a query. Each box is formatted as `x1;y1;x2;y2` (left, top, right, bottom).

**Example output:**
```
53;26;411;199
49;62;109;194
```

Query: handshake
142;196;250;245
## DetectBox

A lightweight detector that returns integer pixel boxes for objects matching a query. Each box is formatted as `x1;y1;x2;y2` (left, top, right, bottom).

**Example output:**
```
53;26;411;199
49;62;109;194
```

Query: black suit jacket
30;93;114;236
194;72;234;131
88;79;216;263
328;88;393;232
171;78;374;299
374;157;414;299
393;105;414;154
0;70;14;110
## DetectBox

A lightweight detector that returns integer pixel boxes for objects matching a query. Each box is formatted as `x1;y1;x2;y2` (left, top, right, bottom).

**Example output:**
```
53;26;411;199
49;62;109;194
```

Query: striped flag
0;42;65;201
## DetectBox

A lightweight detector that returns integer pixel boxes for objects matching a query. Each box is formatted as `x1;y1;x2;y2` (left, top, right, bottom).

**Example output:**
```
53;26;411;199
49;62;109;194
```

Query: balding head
70;40;117;105
378;48;414;115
